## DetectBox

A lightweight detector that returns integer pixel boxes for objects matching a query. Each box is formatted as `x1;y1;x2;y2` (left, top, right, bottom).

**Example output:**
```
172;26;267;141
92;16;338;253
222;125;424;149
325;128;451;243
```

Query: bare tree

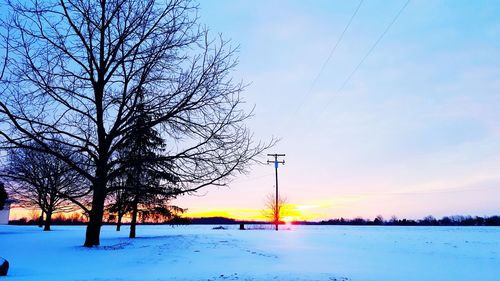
107;187;133;231
0;181;7;210
1;143;88;230
263;193;288;231
107;189;184;233
0;0;273;246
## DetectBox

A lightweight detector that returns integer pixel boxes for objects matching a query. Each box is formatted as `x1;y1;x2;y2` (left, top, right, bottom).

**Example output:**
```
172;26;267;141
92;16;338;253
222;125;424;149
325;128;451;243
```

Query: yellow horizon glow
9;202;330;222
182;203;323;221
9;208;40;220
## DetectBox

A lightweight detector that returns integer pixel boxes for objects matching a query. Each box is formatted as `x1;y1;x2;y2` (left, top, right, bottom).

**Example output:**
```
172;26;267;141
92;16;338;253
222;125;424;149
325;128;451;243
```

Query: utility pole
267;153;285;231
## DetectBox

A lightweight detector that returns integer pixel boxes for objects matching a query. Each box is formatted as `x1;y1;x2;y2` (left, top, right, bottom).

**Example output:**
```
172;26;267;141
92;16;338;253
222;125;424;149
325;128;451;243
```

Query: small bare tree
107;187;133;232
263;193;288;231
1;143;88;231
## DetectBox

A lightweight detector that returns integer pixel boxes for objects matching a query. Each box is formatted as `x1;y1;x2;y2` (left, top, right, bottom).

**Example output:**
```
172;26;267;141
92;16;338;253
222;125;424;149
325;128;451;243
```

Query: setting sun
282;216;295;224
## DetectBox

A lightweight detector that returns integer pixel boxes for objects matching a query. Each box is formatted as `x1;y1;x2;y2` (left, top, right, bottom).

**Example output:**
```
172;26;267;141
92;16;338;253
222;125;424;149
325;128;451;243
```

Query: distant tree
0;0;273;247
351;217;366;225
421;215;438;226
108;188;184;232
1;143;88;231
389;216;398;225
139;202;185;224
485;216;500;226
263;193;288;231
475;216;485;226
167;216;191;225
317;215;500;226
107;188;133;232
0;181;7;210
373;215;384;225
440;216;452;226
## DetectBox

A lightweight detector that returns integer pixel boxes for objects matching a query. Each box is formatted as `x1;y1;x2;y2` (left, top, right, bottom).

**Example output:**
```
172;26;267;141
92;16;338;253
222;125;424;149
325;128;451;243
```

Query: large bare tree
0;0;272;246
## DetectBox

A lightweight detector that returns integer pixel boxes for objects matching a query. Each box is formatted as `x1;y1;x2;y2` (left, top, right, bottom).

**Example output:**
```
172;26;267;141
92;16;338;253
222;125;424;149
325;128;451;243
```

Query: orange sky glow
9;203;327;222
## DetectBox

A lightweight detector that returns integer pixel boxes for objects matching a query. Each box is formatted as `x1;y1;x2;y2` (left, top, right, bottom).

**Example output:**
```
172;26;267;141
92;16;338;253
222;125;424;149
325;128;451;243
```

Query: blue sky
174;0;500;220
2;0;498;220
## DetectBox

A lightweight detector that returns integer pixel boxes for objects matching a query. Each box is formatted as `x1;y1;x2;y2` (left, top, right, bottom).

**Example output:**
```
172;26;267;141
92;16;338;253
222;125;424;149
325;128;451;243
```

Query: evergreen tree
115;95;180;238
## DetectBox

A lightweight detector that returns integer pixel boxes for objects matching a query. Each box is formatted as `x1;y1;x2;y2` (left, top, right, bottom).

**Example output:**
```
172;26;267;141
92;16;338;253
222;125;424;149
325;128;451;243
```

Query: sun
282;216;295;224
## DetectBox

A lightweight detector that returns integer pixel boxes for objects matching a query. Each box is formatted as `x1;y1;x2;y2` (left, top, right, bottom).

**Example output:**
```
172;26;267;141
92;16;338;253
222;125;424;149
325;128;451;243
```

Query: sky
172;0;500;221
5;1;500;222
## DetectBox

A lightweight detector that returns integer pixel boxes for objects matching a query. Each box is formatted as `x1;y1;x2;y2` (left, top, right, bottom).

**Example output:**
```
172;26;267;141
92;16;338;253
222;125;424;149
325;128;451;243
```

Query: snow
0;224;499;280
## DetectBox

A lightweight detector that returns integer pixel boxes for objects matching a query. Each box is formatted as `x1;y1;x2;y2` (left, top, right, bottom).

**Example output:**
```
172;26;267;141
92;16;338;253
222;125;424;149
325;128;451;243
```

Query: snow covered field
0;224;499;281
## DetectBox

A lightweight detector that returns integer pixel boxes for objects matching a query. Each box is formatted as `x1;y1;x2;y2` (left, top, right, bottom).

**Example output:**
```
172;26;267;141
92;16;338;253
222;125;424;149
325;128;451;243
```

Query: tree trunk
129;200;138;238
44;211;52;231
84;180;107;247
116;212;123;231
38;210;44;228
84;68;108;247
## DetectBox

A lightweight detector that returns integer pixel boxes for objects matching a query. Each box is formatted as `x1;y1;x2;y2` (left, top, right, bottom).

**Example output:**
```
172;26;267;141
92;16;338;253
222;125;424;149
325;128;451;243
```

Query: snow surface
0;224;499;280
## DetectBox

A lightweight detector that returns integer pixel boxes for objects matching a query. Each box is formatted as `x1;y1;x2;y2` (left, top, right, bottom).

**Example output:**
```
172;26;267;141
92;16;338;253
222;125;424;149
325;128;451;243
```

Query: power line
286;0;364;126
318;0;411;114
305;0;364;101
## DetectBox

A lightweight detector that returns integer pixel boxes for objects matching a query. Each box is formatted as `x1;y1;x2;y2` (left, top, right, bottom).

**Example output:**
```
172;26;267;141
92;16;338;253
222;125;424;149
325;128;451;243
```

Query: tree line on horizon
0;0;273;246
6;210;500;227
314;215;500;226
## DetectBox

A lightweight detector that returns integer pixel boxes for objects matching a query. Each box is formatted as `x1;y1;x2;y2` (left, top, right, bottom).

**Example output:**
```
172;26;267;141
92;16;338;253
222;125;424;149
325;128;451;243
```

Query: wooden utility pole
267;153;285;231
